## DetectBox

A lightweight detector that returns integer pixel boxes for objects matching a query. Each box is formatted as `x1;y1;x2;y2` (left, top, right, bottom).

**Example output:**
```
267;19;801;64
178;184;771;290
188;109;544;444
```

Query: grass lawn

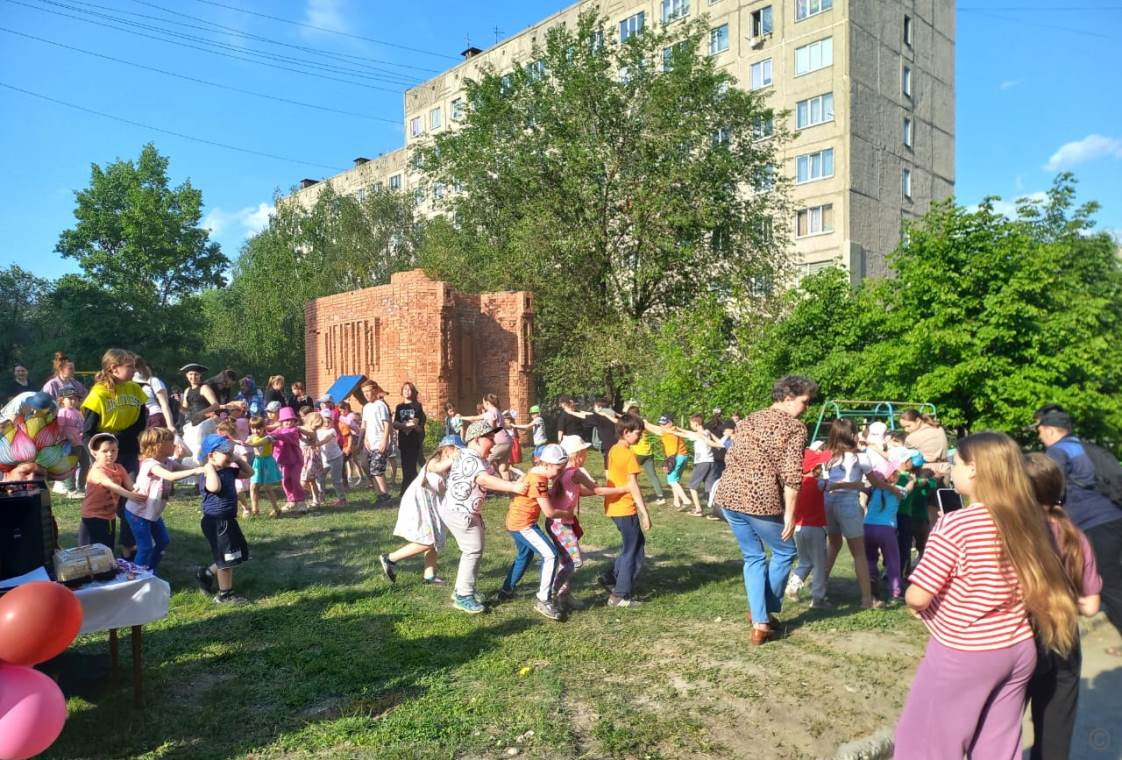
44;454;926;760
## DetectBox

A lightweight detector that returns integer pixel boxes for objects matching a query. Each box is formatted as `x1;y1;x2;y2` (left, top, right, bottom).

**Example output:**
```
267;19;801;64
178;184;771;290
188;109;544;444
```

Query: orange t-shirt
604;441;641;517
82;463;128;520
661;432;687;458
506;471;551;531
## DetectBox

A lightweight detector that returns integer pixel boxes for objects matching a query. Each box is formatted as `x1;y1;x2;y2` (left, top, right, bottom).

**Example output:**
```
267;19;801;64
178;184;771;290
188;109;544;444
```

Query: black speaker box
0;479;55;580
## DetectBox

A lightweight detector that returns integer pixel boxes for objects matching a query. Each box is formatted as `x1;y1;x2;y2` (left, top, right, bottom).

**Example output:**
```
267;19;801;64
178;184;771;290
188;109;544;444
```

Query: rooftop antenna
493;25;502;45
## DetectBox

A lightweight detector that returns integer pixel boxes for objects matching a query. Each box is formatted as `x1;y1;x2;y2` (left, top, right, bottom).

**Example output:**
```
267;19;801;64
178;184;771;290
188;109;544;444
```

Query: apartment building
283;0;955;278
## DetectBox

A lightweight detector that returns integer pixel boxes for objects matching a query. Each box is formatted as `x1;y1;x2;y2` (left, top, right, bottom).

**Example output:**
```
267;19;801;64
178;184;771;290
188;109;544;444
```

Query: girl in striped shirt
894;432;1078;760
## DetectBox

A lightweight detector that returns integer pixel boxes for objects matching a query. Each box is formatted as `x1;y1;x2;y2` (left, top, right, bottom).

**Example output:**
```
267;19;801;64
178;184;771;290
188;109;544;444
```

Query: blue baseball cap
438;434;466;449
200;434;234;458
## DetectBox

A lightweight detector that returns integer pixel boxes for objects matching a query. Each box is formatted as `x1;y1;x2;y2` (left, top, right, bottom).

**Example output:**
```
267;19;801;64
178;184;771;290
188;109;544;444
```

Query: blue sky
1;0;1120;281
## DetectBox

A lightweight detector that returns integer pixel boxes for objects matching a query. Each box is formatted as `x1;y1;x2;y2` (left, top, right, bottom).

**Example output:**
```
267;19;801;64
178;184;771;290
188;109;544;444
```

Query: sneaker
495;588;515;602
534;598;563;621
52;481;70;495
422;575;447;585
67;490;86;500
607;594;642;608
809;598;832;610
379;554;397;583
374;493;392;507
655;498;666;505
214;592;249;605
450;592;485;604
784;575;804;600
195;566;214;595
453;594;485;614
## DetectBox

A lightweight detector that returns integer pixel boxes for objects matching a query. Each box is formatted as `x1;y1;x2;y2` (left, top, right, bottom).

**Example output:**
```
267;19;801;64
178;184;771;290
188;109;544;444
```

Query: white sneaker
67;490;86;500
52;481;69;494
784;575;804;600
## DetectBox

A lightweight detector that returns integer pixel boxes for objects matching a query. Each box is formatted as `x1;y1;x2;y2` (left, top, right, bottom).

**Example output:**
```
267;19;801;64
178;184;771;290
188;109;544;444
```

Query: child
510;405;547;451
300;412;325;509
626;404;666;505
551;434;629;607
315;408;348;506
436;420;530;614
216;420;254;516
598;414;652;608
340;402;367;488
496;444;573;621
785;447;833;608
654;415;690;509
81;433;146;552
124;427;204;571
504;411;523;470
246;416;282;518
863;447;911;602
56;387;87;499
271;406;313;511
821;419;882;609
379;436;462;585
899;455;938;574
230;403;250;442
895;432;1079;759
674;415;725;517
194;434;254;604
1023;453;1102;760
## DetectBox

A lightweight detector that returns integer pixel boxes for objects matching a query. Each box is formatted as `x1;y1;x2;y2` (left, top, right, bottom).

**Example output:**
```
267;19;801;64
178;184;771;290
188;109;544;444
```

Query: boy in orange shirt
598;413;652;608
497;444;573;620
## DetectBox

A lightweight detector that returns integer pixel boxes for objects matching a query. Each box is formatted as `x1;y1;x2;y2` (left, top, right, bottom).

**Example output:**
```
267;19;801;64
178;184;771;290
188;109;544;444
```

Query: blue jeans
502;524;564;602
124;510;170;572
722;508;797;624
604;515;646;598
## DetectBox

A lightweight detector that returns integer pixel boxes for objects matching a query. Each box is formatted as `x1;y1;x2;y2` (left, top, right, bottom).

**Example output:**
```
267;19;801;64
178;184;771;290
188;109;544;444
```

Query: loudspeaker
0;479;55;580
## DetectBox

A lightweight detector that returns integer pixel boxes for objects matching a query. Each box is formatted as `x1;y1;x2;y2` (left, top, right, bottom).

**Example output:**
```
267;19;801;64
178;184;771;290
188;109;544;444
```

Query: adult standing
264;375;287;407
900;409;950;480
82;348;148;557
42;351;87;401
288;381;312;413
206;369;238;408
361;380;393;506
393;382;427;494
556;396;587;443
236;376;265;417
179;363;237;464
1036;408;1122;654
133;356;174;428
3;364;31;404
712;375;817;645
588;398;619;456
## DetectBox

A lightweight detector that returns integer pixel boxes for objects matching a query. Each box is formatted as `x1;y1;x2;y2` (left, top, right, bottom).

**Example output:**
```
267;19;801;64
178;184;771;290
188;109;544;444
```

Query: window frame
902;65;912;97
709;23;729;54
750;58;773;90
751;6;774;37
795;147;835;184
661;0;690;25
409;116;422;138
795;37;833;77
902;168;912;199
388;174;402;191
795;92;834;129
619;11;645;42
795;203;835;238
429;107;442;130
903;116;913;148
450;98;464;122
904;15;913;47
795;0;833;22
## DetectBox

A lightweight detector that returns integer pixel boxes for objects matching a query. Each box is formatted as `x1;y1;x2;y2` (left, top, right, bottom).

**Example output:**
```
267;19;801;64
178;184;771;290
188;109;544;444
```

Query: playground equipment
810;399;937;442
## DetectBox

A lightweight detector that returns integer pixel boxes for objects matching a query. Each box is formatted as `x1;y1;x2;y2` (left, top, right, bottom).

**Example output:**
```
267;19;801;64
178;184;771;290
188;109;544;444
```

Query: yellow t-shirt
604;441;641;517
661;431;687;458
632;432;653;457
81;381;146;433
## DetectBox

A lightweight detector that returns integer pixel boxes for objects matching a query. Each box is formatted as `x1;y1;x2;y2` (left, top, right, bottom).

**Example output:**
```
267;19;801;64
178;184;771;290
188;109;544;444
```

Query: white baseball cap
559;435;591;456
539;443;569;465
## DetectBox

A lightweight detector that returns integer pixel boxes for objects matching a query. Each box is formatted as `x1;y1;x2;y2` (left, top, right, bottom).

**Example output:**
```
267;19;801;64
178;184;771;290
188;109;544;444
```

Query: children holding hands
81;432;148;553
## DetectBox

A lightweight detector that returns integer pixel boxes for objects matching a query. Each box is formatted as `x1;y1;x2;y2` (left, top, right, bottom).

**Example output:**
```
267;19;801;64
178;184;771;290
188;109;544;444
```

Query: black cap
178;363;209;374
1033;410;1073;430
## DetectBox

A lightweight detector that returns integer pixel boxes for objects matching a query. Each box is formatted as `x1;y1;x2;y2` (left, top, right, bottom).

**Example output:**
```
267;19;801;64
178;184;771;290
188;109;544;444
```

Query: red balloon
0;583;83;666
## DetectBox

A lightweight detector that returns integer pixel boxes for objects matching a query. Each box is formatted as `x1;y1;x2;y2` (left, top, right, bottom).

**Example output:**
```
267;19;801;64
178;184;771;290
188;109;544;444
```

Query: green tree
415;11;791;404
0;266;50;374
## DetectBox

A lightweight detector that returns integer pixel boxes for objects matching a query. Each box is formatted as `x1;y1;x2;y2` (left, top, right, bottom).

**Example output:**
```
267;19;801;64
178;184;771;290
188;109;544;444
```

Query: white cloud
303;0;349;35
999;79;1021;91
203;202;274;239
1044;134;1122;171
967;191;1047;219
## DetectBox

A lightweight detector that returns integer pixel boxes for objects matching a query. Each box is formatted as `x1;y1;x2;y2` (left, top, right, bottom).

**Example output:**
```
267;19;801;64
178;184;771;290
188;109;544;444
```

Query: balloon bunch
0;392;78;480
0;582;82;759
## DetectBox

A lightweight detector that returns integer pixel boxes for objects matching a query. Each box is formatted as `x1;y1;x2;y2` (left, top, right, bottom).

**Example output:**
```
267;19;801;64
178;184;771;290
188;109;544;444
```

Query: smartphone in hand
935;488;963;514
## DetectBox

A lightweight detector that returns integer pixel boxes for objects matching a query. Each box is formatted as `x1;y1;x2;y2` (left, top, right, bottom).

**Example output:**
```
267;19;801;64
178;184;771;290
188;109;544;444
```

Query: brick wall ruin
304;269;534;418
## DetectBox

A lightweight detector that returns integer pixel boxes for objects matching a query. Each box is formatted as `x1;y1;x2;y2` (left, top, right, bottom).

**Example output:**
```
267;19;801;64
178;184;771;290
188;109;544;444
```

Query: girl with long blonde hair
894;432;1078;760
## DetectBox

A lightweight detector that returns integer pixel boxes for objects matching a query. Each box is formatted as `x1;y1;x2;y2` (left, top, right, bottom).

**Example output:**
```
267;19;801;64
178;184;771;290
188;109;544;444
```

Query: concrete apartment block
282;0;955;280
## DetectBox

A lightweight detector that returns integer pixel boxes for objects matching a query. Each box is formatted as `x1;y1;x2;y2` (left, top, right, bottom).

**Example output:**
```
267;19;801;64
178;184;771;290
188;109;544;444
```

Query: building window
903;116;913;147
414;188;425;205
661;0;689;24
373;181;384;192
804;259;836;275
712;126;730;146
662;41;688;71
904;15;913;47
433;182;445;200
429;107;442;130
410;116;422;138
389;174;402;191
795;37;833;76
750;59;773;89
709;24;729;54
902;65;912;97
796;147;835;183
902;168;912;198
619;11;645;42
796;92;834;129
451;98;464;122
796;0;832;21
752;114;774;138
355;187;366;203
527;60;545;80
752;6;774;37
796;204;834;237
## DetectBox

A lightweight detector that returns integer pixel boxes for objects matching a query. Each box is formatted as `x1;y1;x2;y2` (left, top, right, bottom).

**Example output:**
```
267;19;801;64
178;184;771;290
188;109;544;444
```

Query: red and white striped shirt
909;503;1033;651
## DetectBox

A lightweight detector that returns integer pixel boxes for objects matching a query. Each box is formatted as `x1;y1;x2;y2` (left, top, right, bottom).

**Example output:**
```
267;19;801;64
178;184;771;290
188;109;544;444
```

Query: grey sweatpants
321;454;346;499
438;506;485;598
793;525;827;602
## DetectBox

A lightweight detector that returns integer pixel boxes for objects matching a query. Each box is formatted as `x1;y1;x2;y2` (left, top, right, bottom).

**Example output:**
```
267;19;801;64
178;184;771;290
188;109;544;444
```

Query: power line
0;80;346;172
4;0;409;92
125;0;443;76
0;25;403;123
28;0;419;87
188;0;461;61
957;7;1113;38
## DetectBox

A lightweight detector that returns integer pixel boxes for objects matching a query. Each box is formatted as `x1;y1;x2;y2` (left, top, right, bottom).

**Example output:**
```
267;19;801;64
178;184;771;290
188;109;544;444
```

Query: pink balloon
0;663;67;760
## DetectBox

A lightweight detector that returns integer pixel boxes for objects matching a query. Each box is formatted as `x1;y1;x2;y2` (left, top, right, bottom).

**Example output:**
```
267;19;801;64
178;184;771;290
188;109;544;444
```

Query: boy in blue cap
194;433;254;604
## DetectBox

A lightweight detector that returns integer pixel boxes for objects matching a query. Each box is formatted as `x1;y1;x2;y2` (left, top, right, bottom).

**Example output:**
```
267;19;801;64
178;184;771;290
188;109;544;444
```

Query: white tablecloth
74;571;171;634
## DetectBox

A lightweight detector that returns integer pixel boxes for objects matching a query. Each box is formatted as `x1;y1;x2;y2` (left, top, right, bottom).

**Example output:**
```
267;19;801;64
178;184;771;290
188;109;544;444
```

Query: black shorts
79;517;116;552
688;462;719;492
200;515;249;569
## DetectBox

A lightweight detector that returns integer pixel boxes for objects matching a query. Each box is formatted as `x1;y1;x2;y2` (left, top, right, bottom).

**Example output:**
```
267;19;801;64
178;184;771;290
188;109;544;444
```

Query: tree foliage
415;11;791;404
0;266;51;373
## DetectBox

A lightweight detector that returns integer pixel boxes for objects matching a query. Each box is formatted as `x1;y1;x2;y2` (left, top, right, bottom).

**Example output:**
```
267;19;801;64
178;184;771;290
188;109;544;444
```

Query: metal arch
811;399;938;441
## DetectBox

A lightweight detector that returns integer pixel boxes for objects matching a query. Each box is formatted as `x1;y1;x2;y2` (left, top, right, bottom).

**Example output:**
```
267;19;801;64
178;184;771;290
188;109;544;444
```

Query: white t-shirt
125;457;179;521
133;373;167;417
686;431;715;464
362;399;391;450
531;416;547;446
317;428;343;463
826;452;873;485
442;448;492;515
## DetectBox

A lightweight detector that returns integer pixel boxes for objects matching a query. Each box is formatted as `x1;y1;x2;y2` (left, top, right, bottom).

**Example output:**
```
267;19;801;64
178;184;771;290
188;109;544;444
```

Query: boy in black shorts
194;434;254;604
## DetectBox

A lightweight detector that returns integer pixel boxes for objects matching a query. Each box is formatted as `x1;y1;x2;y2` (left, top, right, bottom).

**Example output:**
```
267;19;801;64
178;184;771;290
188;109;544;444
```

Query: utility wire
189;0;461;61
125;0;443;75
29;0;419;86
4;0;408;92
957;7;1113;38
0;26;403;123
0;80;346;172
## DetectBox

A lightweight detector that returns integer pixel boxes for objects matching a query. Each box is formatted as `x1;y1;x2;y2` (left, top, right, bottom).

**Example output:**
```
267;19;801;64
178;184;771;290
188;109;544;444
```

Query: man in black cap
1035;405;1122;652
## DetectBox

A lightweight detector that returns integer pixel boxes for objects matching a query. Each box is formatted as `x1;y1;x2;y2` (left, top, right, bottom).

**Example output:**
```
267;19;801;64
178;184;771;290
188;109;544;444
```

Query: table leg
109;628;119;673
131;625;143;707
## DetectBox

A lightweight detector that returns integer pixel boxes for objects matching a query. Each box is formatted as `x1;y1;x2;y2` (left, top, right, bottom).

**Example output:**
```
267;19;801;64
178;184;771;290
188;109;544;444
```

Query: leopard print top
713;407;807;516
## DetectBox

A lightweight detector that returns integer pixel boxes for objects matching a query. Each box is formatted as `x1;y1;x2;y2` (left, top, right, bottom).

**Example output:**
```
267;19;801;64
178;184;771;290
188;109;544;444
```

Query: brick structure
304;269;534;419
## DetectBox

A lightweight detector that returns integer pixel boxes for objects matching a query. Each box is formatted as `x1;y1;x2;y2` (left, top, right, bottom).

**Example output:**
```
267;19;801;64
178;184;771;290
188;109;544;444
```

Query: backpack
1083;441;1122;508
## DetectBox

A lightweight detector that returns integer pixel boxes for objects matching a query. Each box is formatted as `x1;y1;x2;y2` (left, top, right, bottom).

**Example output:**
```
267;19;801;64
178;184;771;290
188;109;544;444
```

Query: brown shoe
750;625;773;646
